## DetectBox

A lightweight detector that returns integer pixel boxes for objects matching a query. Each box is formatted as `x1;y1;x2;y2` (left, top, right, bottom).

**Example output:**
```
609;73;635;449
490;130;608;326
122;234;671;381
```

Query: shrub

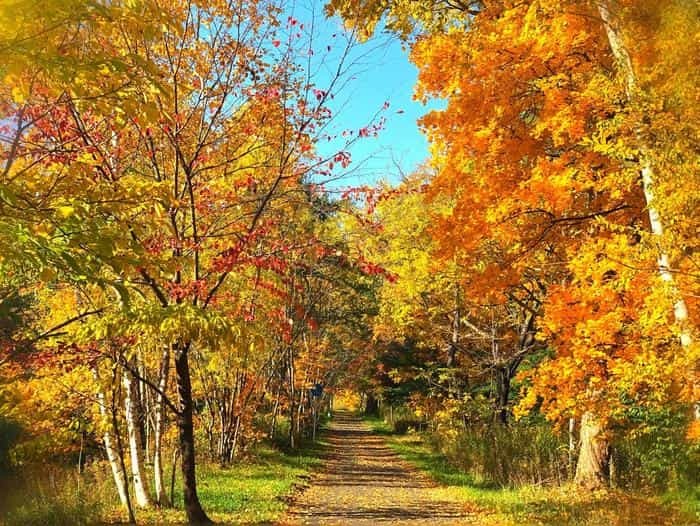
1;461;116;526
0;417;21;474
393;419;424;435
432;422;569;487
612;407;700;490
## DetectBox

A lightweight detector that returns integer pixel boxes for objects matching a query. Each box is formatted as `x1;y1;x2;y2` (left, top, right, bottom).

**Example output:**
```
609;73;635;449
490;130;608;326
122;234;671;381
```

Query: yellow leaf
11;85;25;103
57;205;75;218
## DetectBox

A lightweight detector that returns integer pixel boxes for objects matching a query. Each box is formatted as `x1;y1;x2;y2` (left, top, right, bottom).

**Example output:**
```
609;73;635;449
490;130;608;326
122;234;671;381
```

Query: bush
0;417;21;474
1;461;116;526
432;422;569;487
612;407;700;490
393;419;424;435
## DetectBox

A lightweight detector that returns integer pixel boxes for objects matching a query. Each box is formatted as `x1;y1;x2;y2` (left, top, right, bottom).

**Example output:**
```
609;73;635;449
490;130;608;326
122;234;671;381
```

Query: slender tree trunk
124;366;152;508
174;342;211;524
78;429;85;475
135;355;148;456
447;283;460;368
568;417;577;480
495;367;510;425
112;392;137;525
153;346;171;506
170;447;180;507
296;390;304;437
598;1;692;347
269;385;281;439
95;378;132;515
287;349;297;449
575;411;610;490
230;414;242;462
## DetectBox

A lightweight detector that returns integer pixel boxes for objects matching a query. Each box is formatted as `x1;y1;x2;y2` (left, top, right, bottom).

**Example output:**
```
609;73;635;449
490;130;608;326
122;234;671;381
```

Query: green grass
1;439;325;526
364;416;699;526
105;440;325;525
131;441;324;525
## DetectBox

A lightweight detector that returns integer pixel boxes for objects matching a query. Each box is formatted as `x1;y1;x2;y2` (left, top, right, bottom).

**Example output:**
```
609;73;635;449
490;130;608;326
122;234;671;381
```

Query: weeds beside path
1;442;324;526
365;417;698;526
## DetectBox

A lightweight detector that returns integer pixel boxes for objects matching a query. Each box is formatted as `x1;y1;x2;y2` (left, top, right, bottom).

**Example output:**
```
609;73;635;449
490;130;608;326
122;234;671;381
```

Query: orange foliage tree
330;0;699;488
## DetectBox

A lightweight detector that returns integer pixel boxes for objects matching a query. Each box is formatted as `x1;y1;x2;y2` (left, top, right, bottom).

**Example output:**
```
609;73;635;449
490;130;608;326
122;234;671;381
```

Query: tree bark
495;367;511;425
174;342;211;524
153;346;171;506
124;365;152;508
287;348;297;449
111;388;137;525
568;417;577;479
95;378;132;516
598;1;692;347
574;411;610;489
364;393;379;416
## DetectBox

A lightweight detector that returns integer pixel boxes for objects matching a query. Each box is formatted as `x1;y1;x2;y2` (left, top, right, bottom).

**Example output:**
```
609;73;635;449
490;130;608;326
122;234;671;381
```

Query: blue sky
286;1;439;188
316;35;433;187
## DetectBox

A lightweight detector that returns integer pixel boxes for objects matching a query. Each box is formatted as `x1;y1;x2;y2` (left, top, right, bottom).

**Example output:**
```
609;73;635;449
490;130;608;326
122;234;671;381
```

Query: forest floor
279;410;698;526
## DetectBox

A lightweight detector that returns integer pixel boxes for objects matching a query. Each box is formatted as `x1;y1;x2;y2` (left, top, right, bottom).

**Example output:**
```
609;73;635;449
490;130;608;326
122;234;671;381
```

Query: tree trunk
575;411;610;490
364;393;379;416
269;385;280;439
598;1;692;347
287;349;297;449
95;378;132;516
170;447;180;507
494;367;511;425
568;417;577;480
447;284;460;368
174;343;211;524
111;387;137;525
153;346;171;506
229;414;242;462
124;366;152;508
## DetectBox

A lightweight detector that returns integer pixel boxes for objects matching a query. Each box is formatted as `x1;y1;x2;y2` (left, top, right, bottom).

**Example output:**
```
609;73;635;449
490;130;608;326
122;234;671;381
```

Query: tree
330;0;699;488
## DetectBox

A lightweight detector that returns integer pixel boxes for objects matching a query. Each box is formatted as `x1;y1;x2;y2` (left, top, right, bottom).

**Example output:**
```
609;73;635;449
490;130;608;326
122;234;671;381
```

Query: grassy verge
1;439;325;526
365;416;698;526
112;441;325;524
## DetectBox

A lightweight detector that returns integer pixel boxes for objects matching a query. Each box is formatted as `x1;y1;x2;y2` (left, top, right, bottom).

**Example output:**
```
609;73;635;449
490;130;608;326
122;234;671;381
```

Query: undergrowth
365;416;699;526
1;439;325;525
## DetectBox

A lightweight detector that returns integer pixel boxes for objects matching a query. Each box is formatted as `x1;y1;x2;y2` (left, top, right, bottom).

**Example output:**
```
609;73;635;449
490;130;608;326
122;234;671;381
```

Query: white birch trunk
95;382;130;508
124;367;152;508
153;347;171;506
597;0;692;347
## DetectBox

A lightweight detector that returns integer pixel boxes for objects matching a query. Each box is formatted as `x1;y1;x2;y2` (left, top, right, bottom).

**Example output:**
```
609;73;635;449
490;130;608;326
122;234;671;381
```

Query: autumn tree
1;1;385;522
329;0;699;489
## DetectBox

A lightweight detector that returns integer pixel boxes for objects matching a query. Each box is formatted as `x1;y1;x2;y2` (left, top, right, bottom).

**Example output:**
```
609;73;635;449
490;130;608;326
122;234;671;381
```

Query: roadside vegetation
366;416;698;526
1;438;324;526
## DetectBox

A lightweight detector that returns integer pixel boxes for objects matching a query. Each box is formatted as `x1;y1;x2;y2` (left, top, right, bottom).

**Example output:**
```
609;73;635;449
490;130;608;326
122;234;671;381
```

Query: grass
1;439;325;526
109;441;325;524
364;416;699;526
0;462;115;526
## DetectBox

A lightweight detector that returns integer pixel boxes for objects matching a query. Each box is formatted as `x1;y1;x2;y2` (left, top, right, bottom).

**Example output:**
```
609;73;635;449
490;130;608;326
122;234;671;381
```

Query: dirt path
278;411;478;525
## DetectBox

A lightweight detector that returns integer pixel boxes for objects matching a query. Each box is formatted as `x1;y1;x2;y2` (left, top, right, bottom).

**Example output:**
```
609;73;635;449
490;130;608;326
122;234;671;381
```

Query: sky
315;35;434;187
287;2;440;189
